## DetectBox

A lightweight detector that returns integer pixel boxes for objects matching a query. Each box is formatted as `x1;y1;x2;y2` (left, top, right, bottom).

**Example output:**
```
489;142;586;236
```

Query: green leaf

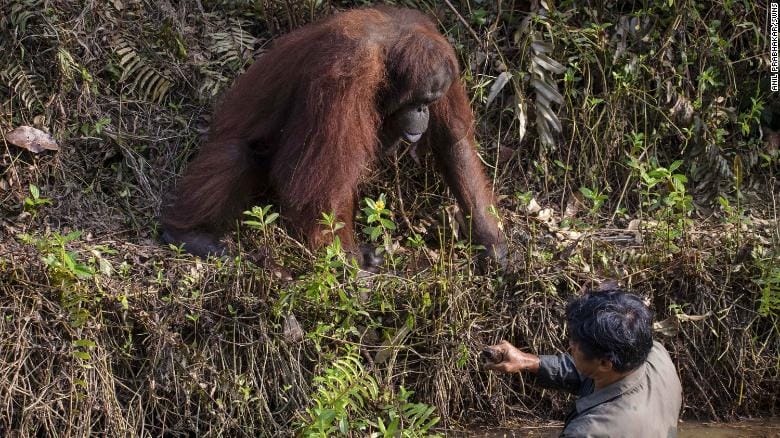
338;417;349;434
579;186;594;198
73;339;96;348
64;231;82;242
386;416;400;435
72;351;91;360
73;264;94;278
99;258;112;276
63;252;77;270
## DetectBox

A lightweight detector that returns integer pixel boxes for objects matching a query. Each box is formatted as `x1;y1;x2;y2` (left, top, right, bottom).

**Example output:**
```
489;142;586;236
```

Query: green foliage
112;39;173;103
243;204;279;230
80;117;111;137
299;352;379;436
2;64;46;113
628;157;692;215
16;230;108;327
274;212;357;331
579;186;608;216
72;339;97;363
19;230;95;283
362;194;399;264
755;249;780;318
367;386;441;438
1;0;776;433
627;156;693;249
23;184;51;214
299;351;440;437
243;204;279;244
738;98;763;137
362;194;396;243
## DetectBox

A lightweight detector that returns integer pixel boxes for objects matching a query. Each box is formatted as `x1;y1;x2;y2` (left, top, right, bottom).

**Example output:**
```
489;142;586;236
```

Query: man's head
566;289;653;377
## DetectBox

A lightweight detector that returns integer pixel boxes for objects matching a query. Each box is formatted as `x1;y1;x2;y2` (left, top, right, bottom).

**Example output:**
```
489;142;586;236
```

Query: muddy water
468;419;780;437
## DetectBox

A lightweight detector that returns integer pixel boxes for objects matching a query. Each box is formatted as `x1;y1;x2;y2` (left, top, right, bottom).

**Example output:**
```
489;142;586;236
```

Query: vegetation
1;0;777;436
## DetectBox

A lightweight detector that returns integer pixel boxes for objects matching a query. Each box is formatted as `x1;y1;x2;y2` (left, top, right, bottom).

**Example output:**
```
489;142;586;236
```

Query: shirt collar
575;363;646;413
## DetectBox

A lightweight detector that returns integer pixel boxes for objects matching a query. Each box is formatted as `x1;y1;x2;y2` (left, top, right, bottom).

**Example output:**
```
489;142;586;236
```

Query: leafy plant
243;204;279;245
368;386;440;438
299;351;379;436
362;194;395;243
579;186;608;216
755;248;780;318
112;39;173;103
17;230;100;326
23;184;51;214
628;158;692;215
627;156;693;248
299;351;440;437
361;194;397;266
1;64;46;112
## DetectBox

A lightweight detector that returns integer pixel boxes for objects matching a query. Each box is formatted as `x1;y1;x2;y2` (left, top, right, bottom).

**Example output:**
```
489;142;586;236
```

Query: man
485;289;682;437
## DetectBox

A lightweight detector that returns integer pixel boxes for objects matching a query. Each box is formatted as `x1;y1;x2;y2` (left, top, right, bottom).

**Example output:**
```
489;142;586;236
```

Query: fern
113;39;173;103
199;16;258;98
2;64;46;112
1;0;43;34
369;386;441;438
300;352;379;436
299;351;441;437
210;20;257;70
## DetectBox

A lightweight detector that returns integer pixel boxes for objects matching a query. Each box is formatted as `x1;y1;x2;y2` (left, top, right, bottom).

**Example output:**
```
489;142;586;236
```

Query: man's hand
482;340;541;374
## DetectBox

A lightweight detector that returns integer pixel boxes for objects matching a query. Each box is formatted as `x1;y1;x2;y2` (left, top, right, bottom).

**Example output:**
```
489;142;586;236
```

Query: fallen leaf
556;230;582;240
627;219;642;231
283;313;304;344
486;71;513;109
525;197;542;214
653;311;712;337
6;126;59;153
653;317;679;337
563;191;585;219
537;208;554;223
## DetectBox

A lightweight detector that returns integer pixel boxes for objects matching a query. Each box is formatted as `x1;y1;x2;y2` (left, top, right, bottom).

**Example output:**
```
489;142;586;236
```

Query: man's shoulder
649;340;672;361
647;341;682;387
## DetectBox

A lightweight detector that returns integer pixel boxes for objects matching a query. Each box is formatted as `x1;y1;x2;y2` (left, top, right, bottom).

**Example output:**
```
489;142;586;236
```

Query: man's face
569;340;611;379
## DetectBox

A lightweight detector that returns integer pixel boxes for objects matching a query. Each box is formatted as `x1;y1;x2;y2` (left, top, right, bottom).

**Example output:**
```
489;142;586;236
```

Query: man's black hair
566;288;654;372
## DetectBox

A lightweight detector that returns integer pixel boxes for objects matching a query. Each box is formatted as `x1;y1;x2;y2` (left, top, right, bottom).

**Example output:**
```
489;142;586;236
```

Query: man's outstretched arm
484;340;585;395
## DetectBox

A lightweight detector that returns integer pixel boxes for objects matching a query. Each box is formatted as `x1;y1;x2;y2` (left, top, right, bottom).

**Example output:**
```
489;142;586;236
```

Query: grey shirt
537;341;682;438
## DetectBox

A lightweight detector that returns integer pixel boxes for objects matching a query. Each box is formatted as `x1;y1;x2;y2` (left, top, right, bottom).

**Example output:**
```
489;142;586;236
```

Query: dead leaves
5;126;59;153
654;311;712;337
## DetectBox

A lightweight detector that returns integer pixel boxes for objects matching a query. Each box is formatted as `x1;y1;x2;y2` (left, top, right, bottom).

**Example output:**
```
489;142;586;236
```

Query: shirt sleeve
536;353;586;394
